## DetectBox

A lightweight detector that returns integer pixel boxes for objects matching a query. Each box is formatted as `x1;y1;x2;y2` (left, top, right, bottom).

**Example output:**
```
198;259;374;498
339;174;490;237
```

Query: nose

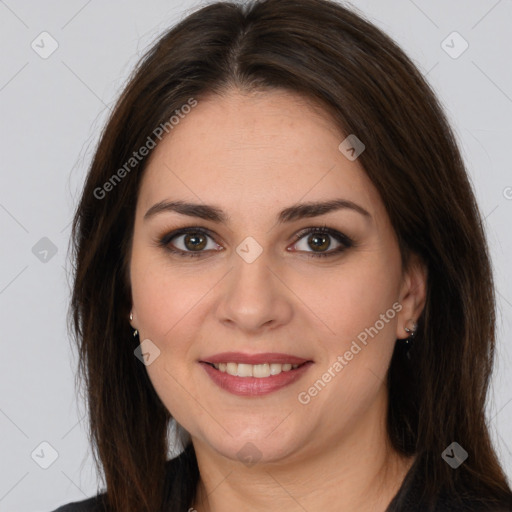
214;253;294;334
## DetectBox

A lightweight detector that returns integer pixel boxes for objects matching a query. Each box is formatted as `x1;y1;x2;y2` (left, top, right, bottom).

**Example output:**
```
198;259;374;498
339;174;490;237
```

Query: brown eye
306;232;331;252
290;226;354;258
159;227;222;257
182;232;207;251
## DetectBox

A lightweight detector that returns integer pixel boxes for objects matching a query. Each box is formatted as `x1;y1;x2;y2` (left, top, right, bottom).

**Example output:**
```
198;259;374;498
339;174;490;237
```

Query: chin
200;428;305;466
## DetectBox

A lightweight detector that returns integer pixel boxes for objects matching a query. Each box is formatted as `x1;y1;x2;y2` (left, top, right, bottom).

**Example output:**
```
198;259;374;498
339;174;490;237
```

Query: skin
129;88;427;512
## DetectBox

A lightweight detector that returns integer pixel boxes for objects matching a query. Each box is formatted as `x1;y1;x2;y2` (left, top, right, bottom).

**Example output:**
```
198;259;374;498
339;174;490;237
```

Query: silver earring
404;319;418;343
401;319;418;361
129;312;138;337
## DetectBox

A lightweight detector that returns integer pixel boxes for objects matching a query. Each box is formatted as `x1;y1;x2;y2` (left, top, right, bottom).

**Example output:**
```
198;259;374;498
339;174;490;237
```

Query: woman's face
129;89;426;465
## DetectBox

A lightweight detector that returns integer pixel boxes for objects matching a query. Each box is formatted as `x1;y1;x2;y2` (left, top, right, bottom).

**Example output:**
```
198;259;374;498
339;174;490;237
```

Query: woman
53;0;512;510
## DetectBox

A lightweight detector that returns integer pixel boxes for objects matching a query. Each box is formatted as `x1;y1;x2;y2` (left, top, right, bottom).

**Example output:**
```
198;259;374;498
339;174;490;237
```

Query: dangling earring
402;318;418;360
129;311;138;338
403;318;418;344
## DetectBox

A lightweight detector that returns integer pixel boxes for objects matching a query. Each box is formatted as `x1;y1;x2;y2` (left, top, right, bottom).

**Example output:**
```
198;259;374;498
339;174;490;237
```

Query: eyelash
157;225;354;259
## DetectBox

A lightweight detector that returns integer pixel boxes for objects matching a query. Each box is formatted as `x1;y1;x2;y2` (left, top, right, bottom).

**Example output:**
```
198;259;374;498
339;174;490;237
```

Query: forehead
138;89;382;221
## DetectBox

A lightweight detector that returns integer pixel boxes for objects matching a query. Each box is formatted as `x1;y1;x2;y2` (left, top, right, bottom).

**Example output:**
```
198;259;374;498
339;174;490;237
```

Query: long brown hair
69;0;512;510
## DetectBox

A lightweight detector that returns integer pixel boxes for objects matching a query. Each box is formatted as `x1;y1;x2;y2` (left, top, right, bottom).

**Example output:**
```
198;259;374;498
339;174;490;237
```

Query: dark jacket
384;456;512;512
50;452;512;512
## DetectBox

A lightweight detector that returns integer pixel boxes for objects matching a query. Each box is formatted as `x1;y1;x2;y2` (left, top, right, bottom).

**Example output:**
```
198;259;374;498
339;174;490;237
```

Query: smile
200;361;314;396
208;362;303;378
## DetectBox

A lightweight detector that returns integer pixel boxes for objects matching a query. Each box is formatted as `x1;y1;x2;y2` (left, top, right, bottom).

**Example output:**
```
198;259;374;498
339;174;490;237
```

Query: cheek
297;257;401;414
129;252;200;419
130;246;206;342
298;268;399;427
293;258;399;343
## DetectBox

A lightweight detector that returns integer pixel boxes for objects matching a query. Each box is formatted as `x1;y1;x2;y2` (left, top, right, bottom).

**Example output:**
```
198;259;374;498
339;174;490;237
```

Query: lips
198;352;314;396
200;359;314;396
200;352;312;365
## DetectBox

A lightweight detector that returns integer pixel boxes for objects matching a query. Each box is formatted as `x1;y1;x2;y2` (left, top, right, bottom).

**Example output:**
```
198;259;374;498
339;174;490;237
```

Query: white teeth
237;363;253;377
253;363;270;378
270;363;283;375
211;362;301;377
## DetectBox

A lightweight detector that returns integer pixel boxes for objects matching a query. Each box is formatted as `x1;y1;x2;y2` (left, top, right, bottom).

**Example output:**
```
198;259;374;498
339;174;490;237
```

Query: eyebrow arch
143;198;371;224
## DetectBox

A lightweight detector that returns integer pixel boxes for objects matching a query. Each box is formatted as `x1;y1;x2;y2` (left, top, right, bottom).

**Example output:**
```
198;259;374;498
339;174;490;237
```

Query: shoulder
435;490;512;512
49;449;193;512
387;457;512;512
50;493;106;512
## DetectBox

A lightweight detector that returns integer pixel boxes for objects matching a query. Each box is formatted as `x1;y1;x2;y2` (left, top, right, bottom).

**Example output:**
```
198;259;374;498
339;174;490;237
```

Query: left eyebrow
277;199;371;223
143;198;372;224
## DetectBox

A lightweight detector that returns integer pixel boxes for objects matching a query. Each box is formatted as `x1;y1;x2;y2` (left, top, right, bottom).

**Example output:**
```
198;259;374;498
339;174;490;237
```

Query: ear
396;253;428;340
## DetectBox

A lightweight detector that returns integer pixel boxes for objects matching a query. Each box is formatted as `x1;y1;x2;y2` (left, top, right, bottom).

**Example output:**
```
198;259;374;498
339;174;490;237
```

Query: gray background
0;0;511;510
